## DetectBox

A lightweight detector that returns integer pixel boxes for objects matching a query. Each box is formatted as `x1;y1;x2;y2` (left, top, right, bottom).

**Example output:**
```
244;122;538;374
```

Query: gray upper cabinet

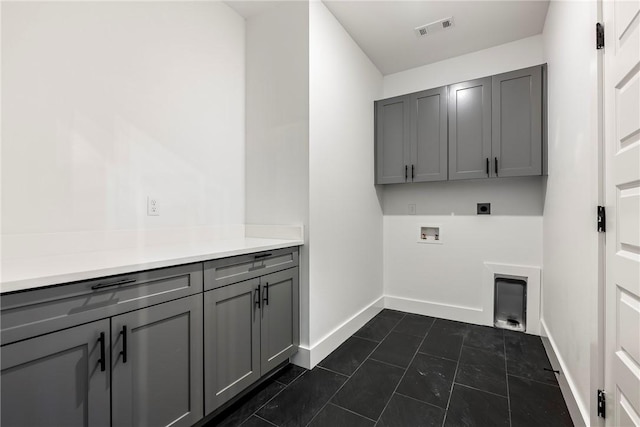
375;64;546;184
111;294;204;427
492;66;543;177
260;268;299;373
411;87;448;182
375;88;448;184
1;319;110;427
448;77;492;180
375;95;411;184
204;278;261;414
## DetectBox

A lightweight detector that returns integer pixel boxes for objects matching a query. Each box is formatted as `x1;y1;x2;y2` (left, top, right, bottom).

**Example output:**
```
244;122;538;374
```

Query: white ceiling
323;1;549;75
226;0;550;76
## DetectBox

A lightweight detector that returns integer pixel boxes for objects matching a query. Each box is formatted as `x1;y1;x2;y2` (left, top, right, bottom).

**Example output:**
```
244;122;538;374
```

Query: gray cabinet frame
204;277;261;414
410;86;448;182
448;77;492;180
375;95;411;184
112;294;203;427
491;66;543;177
1;319;110;427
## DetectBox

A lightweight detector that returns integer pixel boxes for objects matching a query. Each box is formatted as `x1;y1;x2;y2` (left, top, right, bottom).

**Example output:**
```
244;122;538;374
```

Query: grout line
250;414;279;426
416;348;459;363
372;318;435;425
351;334;382;344
452;382;509;399
368;357;408;370
395;391;447;410
303;313;407;426
315;365;350;379
507;372;562;388
504;335;512;427
327;403;378;423
441;332;466;427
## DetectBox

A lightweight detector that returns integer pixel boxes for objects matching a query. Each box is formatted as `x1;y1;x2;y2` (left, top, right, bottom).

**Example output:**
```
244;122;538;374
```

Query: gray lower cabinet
112;294;203;427
204;267;299;415
448;77;492;180
1;319;111;427
492;66;543;177
260;268;300;373
204;277;261;414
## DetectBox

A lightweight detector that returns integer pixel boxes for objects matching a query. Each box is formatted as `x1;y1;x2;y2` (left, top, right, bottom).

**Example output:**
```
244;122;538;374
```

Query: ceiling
226;0;550;75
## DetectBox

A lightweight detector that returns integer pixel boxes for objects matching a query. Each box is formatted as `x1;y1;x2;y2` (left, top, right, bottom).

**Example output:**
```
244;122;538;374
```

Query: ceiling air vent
414;17;454;37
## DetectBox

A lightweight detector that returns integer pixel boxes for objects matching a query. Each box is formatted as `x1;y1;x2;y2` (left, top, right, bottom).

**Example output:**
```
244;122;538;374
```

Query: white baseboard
291;296;385;369
540;319;589;427
384;295;486;325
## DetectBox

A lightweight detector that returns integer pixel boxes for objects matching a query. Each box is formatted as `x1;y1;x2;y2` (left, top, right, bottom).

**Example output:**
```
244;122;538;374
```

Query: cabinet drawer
204;247;299;291
1;263;203;345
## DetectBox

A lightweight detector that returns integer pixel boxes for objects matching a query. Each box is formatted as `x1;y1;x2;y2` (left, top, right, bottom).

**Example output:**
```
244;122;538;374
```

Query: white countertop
1;237;303;294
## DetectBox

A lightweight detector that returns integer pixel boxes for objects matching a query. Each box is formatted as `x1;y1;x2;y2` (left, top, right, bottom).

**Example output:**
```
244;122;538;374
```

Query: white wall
383;34;545;98
307;1;384;365
1;2;245;237
542;1;600;424
244;2;310;347
384;215;542;323
381;35;545;324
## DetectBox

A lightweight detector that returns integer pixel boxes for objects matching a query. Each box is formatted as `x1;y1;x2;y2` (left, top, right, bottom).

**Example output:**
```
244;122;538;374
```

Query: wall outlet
147;197;160;216
408;204;416;215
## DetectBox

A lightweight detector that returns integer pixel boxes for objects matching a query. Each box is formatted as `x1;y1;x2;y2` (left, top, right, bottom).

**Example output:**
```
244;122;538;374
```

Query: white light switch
408;204;416;215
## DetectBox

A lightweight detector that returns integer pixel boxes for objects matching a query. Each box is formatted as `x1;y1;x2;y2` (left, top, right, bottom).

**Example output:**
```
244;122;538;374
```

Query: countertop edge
1;239;303;294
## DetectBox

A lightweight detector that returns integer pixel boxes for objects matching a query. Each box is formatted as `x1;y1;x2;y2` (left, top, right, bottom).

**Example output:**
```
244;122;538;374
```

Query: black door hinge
597;206;606;232
597;23;605;49
597;389;606;418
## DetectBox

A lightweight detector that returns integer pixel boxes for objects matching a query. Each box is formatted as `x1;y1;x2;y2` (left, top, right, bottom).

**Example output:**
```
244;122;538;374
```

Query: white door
604;0;640;426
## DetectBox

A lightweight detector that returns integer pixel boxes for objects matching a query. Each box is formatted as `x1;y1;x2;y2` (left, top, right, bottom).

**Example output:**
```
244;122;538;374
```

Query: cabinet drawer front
1;263;203;345
204;247;298;290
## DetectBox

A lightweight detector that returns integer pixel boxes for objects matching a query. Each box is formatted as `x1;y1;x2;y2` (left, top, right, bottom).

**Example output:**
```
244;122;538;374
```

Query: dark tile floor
207;310;573;427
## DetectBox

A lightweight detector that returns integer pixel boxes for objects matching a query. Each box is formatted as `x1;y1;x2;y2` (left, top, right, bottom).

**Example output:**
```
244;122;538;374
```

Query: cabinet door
1;319;110;427
411;87;448;182
111;294;203;427
204;278;261;414
492;66;542;177
260;268;299;373
375;95;411;184
448;77;492;180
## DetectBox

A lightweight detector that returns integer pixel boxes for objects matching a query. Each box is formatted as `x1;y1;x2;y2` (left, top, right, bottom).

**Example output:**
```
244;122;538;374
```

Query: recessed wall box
477;203;491;215
418;225;442;244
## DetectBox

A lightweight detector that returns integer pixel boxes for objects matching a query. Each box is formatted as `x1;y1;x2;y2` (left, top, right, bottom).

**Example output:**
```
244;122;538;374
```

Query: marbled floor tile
369;331;422;368
396;353;457;408
208;380;285;427
318;336;378;376
354;316;402;342
239;416;275;427
392;314;435;338
444;384;510;427
331;359;404;420
308;403;374;427
377;393;445;427
464;324;505;354
504;330;557;385
375;309;406;322
455;346;507;396
272;364;307;386
257;367;347;427
509;375;573;427
419;319;468;361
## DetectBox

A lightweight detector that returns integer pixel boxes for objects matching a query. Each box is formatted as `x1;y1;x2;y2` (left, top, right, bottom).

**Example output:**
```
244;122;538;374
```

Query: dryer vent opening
494;276;527;332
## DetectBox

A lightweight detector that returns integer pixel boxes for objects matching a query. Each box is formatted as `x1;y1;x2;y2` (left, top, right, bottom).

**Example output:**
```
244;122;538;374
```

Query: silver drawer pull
91;278;137;290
